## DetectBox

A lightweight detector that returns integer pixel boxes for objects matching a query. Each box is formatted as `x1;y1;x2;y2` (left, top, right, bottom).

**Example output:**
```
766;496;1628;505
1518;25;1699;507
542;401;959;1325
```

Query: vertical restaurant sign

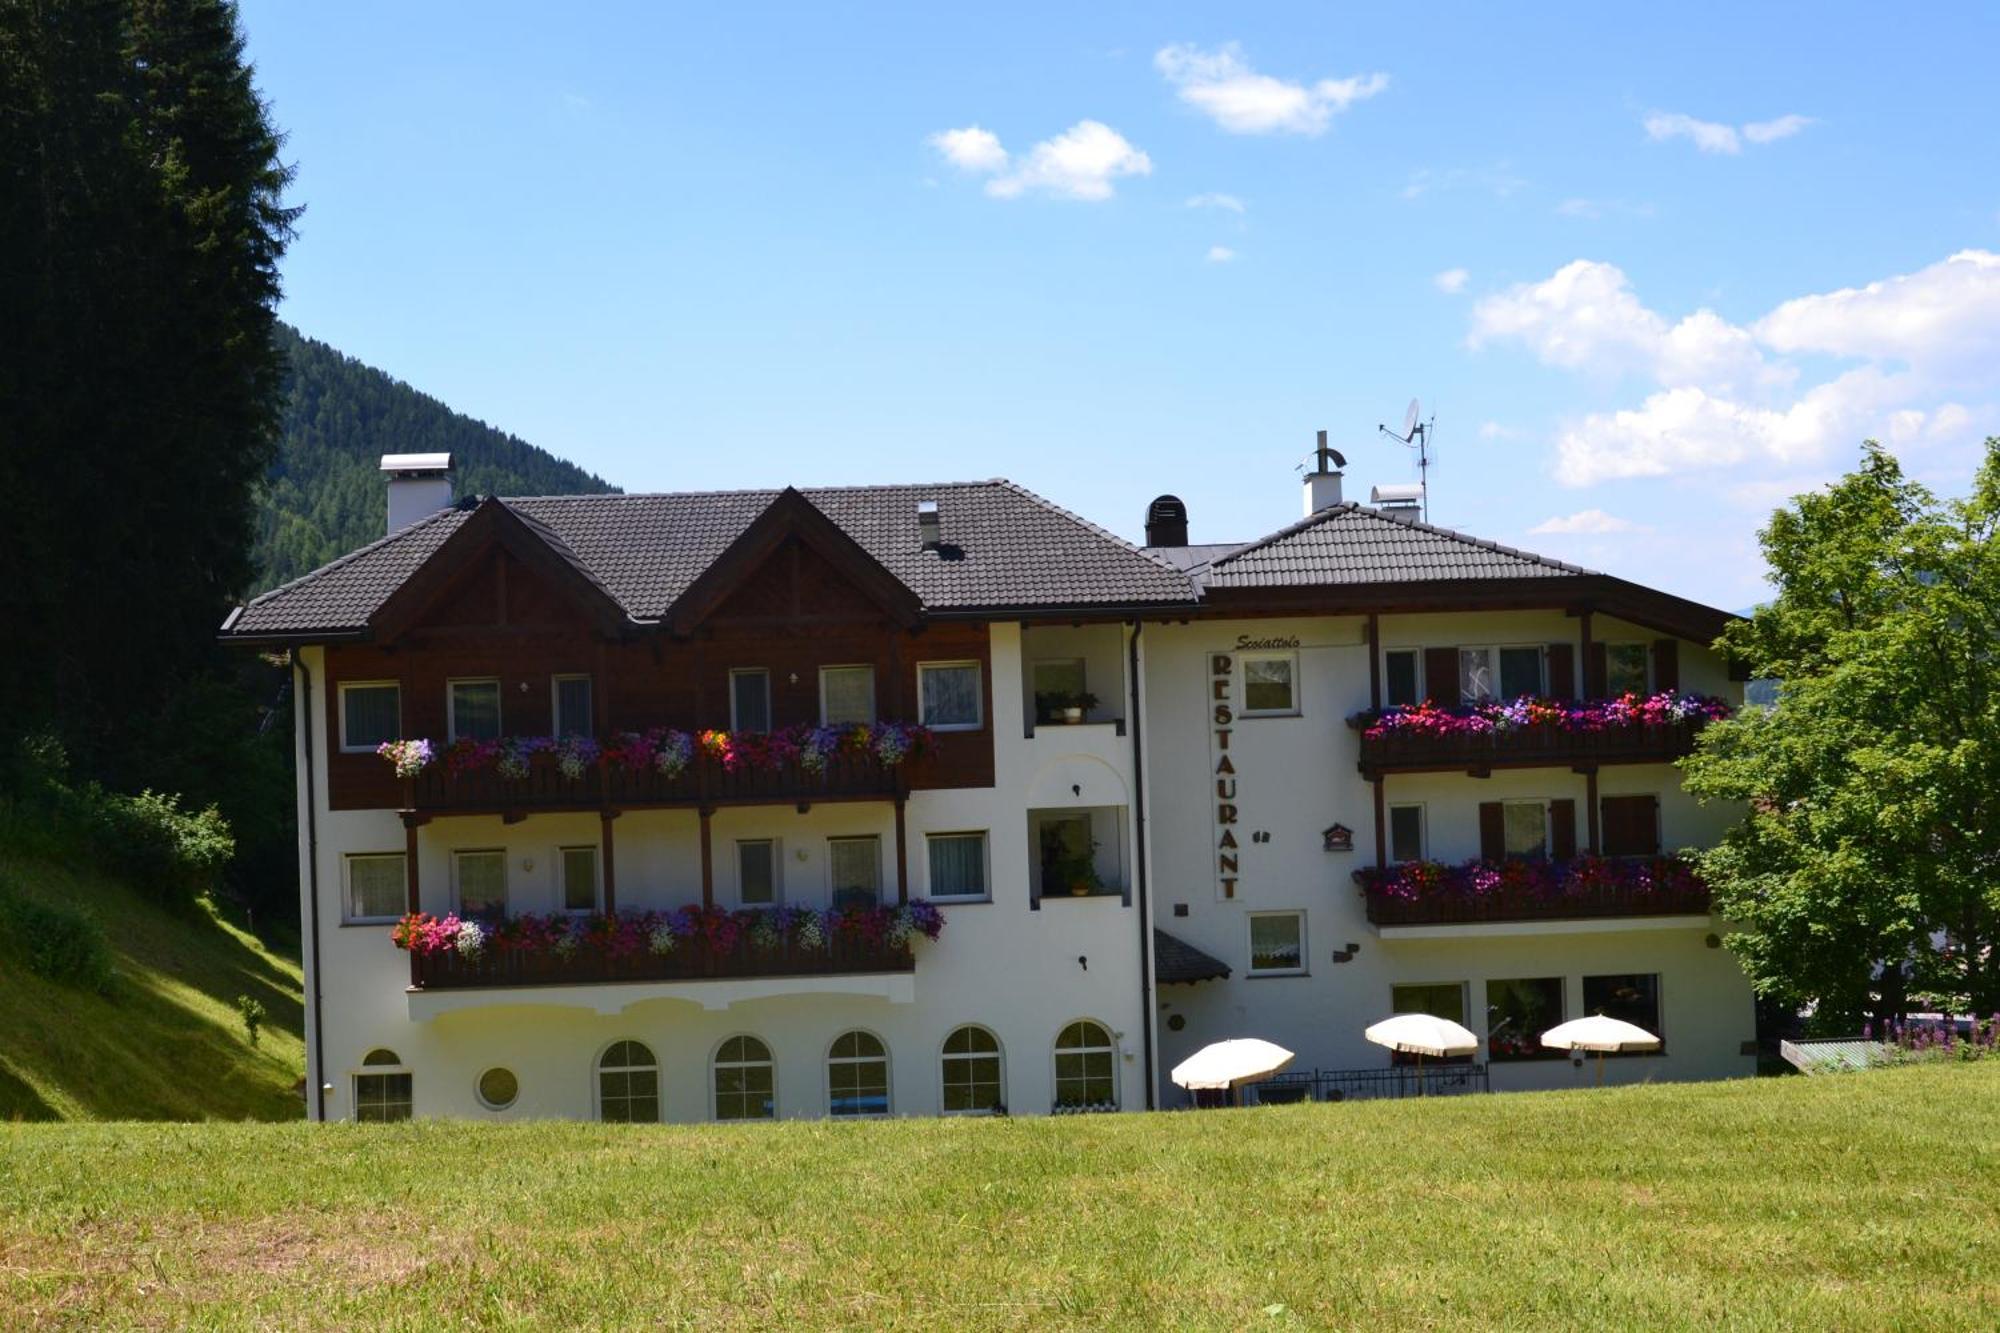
1210;652;1239;900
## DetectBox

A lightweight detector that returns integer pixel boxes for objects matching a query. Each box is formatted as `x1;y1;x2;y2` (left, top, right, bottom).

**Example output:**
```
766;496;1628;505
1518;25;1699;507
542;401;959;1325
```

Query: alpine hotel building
222;448;1755;1123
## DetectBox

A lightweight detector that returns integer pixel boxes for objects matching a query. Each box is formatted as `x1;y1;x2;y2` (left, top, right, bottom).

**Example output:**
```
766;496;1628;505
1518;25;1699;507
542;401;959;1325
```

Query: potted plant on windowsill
1053;845;1103;897
1056;691;1099;725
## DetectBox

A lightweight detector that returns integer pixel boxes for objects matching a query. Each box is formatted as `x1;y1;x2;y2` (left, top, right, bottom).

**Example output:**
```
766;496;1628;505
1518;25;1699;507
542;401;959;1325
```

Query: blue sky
240;2;2000;609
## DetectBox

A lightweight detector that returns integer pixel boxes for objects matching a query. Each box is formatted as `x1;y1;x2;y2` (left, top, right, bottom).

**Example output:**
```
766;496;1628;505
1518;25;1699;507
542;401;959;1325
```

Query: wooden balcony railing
1359;863;1711;928
409;934;915;991
406;748;902;815
1354;717;1707;776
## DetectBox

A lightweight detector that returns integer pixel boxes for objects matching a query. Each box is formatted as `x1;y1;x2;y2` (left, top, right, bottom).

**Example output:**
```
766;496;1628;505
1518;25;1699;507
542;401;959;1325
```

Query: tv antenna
1378;398;1435;521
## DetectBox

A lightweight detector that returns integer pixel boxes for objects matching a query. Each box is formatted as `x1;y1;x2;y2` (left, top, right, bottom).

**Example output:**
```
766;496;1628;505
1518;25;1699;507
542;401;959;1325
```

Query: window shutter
1478;802;1505;861
1424;648;1461;705
1601;795;1661;857
1550;799;1577;860
1546;643;1575;700
1652;639;1680;693
1585;642;1608;698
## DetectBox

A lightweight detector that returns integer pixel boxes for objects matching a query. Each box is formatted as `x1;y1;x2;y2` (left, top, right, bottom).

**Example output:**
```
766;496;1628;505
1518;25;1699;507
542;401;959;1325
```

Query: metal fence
1241;1063;1491;1105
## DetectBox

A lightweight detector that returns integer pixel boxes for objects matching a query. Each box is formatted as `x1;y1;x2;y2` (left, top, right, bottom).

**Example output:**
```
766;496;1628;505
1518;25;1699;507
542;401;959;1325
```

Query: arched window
597;1040;659;1123
1053;1020;1117;1111
827;1031;890;1118
354;1048;412;1122
941;1025;1004;1115
713;1035;775;1120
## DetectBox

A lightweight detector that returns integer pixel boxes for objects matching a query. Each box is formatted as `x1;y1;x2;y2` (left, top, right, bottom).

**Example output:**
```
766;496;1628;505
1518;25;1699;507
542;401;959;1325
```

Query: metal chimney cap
380;452;451;475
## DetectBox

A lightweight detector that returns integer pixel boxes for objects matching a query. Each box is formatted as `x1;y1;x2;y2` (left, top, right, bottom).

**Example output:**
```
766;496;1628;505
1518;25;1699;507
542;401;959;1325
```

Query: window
737;839;778;906
1035;814;1097;898
1600;795;1662;858
1584;973;1663;1044
1392;982;1467;1025
354;1049;412;1122
1486;978;1564;1061
1387;805;1426;864
339;683;401;752
476;1067;519;1111
818;665;876;725
1503;801;1548;861
1384;651;1421;708
941;1025;1004;1114
713;1035;775;1121
448;678;501;742
1248;911;1305;976
730;669;772;732
828;836;880;909
918;661;983;730
1053;1020;1117;1110
926;832;988;900
344;853;406;924
1605;642;1649;697
828;1030;890;1117
560;846;599;913
1459;646;1544;703
597;1040;659;1122
1241;652;1297;715
552;675;593;737
452;849;507;917
1032;658;1087;721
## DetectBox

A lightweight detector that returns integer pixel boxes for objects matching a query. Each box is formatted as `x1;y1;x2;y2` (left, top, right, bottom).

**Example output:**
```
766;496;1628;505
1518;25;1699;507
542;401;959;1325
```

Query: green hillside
0;839;304;1122
2;1064;1995;1327
254;325;619;593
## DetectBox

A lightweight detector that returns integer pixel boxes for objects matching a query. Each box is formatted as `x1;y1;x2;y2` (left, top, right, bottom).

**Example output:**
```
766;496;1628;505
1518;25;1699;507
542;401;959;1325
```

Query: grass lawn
2;1063;1995;1329
0;846;305;1122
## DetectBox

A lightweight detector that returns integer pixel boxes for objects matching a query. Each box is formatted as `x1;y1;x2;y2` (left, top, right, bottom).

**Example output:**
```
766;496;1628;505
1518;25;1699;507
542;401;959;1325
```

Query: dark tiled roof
227;481;1193;637
1154;929;1231;984
1142;541;1249;572
1197;503;1595;590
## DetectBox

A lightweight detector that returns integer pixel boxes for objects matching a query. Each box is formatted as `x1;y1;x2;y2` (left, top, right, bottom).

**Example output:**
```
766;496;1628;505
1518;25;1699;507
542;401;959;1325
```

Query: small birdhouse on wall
1322;823;1354;853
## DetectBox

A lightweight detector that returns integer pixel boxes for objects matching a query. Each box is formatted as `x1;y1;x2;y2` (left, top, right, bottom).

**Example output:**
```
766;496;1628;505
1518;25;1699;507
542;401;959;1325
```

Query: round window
476;1067;519;1110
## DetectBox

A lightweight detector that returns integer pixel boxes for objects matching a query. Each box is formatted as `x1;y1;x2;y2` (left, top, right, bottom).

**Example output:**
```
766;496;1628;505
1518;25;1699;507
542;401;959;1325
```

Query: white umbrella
1541;1015;1662;1085
1364;1012;1479;1095
1170;1038;1295;1104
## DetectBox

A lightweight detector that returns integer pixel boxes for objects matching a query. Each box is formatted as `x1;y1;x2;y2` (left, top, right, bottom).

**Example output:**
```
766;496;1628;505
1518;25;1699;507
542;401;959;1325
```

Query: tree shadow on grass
0;1059;58;1121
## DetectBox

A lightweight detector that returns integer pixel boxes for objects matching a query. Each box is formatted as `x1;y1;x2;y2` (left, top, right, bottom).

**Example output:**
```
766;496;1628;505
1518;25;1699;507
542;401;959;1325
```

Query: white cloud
1742;114;1814;144
1753;249;2000;369
930;121;1152;201
1471;251;2000;489
1556;197;1655;221
1186;192;1246;213
1206;245;1237;264
1529;509;1641;535
1401;163;1527;201
1433;267;1469;294
1156;43;1387;136
1644;110;1813;154
927;125;1008;173
1477;421;1522;440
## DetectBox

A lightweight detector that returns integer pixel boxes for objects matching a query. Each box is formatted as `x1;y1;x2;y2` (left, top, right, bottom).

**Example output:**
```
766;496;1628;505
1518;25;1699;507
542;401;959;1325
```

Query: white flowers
647;925;677;956
452;920;485;958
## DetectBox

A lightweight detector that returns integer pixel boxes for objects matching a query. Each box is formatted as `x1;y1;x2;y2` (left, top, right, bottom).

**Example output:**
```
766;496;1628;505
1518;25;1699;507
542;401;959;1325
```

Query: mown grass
0;846;304;1122
2;1063;1995;1330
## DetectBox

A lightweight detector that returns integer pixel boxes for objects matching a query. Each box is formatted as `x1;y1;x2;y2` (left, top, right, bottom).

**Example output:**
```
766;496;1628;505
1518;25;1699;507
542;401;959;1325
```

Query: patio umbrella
1170;1038;1295;1106
1364;1013;1480;1095
1540;1015;1662;1085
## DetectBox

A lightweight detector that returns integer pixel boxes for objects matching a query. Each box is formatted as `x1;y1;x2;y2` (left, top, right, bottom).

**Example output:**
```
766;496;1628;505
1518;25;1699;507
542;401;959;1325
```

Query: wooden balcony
1360;867;1711;928
405;748;903;816
1354;717;1707;777
410;934;915;992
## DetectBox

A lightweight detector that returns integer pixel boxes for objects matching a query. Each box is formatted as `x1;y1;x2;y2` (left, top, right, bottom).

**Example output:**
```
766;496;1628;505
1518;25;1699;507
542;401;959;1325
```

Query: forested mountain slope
254;326;619;593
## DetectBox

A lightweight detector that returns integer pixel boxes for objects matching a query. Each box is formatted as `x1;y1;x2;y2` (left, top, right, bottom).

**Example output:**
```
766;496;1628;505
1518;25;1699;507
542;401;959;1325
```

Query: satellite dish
1402;398;1421;438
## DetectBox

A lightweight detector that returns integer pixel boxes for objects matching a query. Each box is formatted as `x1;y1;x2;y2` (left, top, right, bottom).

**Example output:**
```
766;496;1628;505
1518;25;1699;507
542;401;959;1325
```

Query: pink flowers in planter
1354;856;1706;904
1348;692;1733;739
379;721;934;779
391;901;946;961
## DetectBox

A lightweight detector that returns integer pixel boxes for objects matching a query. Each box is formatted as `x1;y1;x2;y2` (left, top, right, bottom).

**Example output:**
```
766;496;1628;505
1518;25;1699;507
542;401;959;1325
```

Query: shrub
0;888;115;994
236;994;266;1047
75;786;234;910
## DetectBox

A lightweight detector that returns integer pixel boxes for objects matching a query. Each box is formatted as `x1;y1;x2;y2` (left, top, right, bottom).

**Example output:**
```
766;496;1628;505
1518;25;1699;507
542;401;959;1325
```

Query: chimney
1145;494;1188;548
381;453;454;534
1302;430;1345;515
916;499;941;551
